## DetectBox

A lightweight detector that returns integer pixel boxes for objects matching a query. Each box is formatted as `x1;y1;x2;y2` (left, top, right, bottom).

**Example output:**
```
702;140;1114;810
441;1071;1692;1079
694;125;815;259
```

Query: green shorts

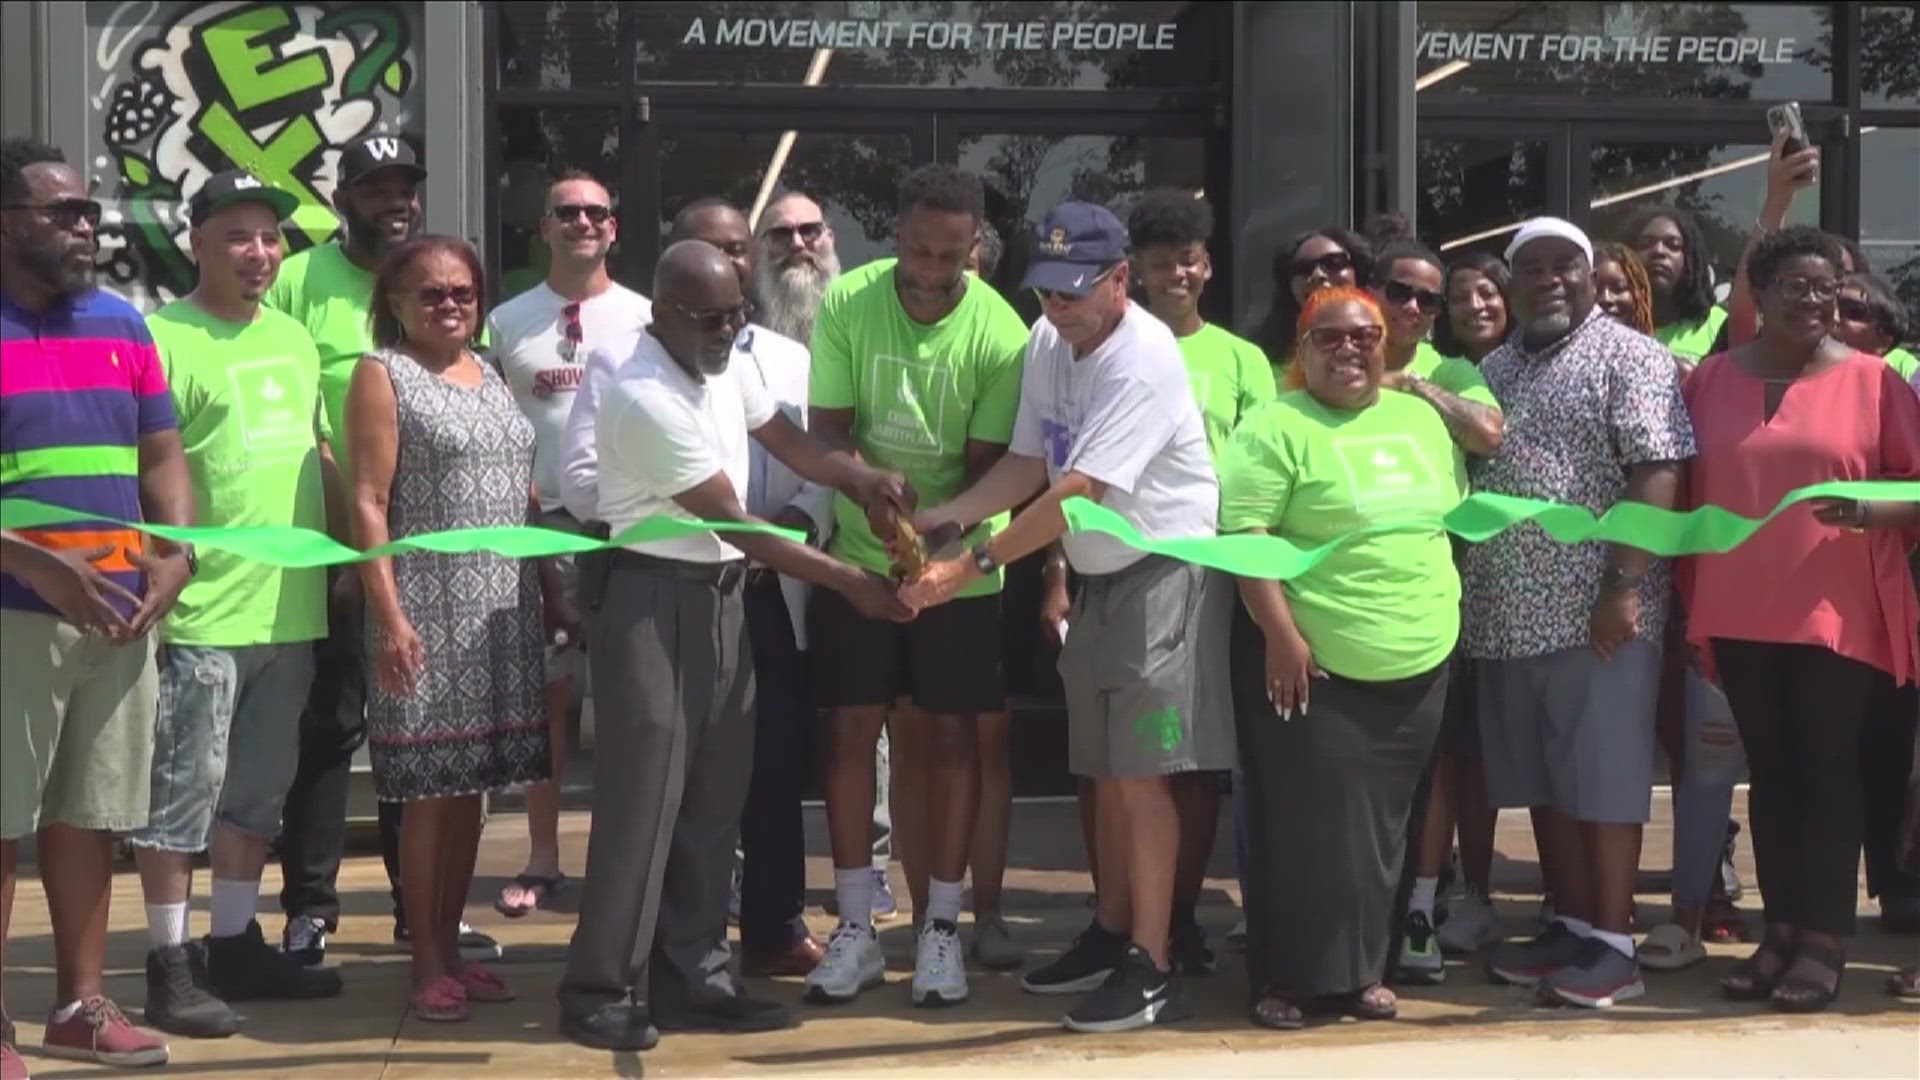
1;609;158;840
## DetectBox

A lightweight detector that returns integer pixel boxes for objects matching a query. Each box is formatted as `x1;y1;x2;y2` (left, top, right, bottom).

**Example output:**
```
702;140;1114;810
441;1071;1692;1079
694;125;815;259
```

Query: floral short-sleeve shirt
1460;308;1697;660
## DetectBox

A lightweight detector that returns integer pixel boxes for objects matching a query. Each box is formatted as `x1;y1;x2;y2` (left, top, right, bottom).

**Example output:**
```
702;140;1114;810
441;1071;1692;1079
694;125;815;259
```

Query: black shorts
808;588;1005;714
1437;652;1481;757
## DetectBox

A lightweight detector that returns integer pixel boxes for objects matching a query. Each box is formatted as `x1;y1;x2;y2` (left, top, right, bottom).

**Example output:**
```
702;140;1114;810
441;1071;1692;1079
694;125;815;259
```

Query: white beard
754;251;841;344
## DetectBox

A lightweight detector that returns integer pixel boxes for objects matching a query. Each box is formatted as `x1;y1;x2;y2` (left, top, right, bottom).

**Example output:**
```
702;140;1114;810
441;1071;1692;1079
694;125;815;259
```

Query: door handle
632;95;651;126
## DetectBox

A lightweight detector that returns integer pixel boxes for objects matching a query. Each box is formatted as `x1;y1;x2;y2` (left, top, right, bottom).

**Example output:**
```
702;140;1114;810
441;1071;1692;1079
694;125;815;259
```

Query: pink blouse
1682;351;1920;684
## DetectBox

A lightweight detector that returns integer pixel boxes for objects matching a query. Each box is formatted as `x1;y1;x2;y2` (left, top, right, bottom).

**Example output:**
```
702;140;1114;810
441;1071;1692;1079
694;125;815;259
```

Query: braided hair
1593;241;1656;336
1622;204;1716;326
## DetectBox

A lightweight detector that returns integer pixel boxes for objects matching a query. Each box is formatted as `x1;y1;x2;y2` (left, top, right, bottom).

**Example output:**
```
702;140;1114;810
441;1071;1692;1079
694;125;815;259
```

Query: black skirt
1230;605;1449;998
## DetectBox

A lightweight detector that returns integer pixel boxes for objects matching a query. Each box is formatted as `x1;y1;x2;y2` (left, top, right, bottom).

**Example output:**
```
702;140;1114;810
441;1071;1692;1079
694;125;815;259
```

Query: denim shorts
129;642;316;852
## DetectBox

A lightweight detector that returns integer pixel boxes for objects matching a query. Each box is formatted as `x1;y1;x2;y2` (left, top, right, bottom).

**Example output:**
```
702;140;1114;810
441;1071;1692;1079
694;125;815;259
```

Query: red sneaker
1;1031;28;1080
42;997;168;1067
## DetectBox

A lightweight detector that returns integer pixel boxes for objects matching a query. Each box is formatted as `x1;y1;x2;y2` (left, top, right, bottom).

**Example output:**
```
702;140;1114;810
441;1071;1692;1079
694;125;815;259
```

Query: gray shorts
1476;642;1660;824
1058;558;1235;779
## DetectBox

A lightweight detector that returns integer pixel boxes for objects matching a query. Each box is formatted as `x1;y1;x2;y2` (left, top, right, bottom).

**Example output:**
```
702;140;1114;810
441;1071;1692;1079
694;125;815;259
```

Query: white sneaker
804;923;885;1003
1438;893;1501;954
911;919;969;1008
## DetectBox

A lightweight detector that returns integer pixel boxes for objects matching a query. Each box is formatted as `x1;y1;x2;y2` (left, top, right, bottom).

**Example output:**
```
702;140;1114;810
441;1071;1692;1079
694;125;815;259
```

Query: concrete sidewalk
5;796;1917;1079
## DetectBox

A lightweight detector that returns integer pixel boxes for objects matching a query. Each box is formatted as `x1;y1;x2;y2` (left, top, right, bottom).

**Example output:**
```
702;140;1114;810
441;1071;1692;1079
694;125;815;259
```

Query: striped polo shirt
1;288;177;617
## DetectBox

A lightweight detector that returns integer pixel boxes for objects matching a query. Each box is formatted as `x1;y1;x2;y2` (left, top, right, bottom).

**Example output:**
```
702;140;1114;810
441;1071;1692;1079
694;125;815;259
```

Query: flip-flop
412;975;468;1022
1639;923;1707;971
494;873;568;918
459;964;516;1003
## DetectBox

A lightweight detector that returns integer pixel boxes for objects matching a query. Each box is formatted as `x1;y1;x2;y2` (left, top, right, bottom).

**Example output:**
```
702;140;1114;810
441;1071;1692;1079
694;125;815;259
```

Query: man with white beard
753;191;842;346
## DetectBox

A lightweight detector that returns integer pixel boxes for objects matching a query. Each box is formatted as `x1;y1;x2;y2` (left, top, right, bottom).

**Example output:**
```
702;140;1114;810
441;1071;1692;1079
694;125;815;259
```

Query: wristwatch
173;543;199;577
970;542;1000;576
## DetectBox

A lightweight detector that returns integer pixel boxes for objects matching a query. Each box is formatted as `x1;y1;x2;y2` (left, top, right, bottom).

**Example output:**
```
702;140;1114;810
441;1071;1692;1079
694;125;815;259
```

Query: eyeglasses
1032;264;1119;305
763;221;826;246
1288;250;1352;279
558;301;583;362
417;285;478;307
1382;280;1445;314
1302;324;1385;352
668;299;752;332
1;198;103;231
1773;278;1839;303
1835;297;1874;322
552;204;613;225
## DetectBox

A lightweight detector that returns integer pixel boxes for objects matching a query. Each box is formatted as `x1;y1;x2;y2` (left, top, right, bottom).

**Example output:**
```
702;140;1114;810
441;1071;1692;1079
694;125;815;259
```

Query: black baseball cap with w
338;134;425;188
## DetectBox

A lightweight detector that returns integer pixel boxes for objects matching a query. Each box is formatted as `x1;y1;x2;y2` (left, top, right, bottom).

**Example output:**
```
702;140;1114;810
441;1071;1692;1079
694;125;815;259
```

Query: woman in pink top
1681;226;1920;1013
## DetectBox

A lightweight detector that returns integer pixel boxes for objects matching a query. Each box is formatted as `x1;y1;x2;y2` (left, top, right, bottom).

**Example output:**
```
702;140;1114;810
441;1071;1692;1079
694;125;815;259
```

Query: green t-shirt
149;300;330;646
809;258;1028;595
1216;390;1466;681
1881;346;1918;382
263;242;374;462
1654;305;1729;360
1177;323;1277;459
1406;341;1500;408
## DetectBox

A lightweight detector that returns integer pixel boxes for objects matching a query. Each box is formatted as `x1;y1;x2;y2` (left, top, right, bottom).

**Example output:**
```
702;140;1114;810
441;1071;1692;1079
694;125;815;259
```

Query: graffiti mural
85;1;425;311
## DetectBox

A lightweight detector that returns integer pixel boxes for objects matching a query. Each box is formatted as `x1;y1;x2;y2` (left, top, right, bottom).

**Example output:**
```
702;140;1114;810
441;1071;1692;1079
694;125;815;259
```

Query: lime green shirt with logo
809;258;1028;596
1881;346;1918;382
1654;305;1729;361
148;300;330;646
1216;390;1466;681
1407;341;1500;408
1177;323;1276;458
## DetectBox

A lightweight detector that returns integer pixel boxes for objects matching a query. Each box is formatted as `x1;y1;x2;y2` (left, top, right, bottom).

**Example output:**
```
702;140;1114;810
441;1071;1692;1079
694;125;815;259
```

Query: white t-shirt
487;282;650;513
595;331;777;563
1009;303;1218;575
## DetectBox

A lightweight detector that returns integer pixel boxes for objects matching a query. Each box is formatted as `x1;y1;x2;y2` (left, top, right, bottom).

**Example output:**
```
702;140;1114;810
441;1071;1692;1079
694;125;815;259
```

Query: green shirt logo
1135;705;1185;752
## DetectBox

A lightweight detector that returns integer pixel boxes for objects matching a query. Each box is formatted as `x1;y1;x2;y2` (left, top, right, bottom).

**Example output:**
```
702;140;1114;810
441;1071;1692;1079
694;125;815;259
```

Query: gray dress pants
559;558;754;1012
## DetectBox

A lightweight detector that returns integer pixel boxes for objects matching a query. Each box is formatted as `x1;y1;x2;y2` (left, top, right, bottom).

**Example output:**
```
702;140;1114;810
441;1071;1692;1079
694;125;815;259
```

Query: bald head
652;240;747;377
654;240;736;301
669;198;751;288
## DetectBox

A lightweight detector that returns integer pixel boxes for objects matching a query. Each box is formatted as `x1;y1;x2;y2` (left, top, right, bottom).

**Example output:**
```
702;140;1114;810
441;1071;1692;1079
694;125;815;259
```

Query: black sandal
1721;934;1792;1001
1771;938;1845;1013
1250;987;1305;1030
1344;982;1398;1021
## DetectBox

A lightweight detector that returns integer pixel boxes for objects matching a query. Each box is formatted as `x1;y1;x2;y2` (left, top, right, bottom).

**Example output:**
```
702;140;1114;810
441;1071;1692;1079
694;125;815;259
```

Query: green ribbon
1060;479;1919;579
3;478;1913;579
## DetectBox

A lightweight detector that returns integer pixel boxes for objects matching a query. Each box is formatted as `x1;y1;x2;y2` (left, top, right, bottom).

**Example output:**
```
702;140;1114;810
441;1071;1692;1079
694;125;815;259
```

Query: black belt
608;549;747;592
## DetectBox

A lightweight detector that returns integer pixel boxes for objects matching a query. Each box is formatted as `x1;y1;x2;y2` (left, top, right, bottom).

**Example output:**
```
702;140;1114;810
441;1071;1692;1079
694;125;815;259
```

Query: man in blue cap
902;201;1230;1033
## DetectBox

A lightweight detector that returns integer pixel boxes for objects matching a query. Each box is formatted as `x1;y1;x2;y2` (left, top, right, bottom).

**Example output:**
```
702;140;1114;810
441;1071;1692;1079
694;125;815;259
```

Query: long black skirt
1231;605;1448;999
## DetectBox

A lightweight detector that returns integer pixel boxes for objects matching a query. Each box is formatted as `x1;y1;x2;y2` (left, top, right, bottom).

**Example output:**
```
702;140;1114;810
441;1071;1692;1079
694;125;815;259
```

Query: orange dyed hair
1284;285;1387;390
1593;240;1656;336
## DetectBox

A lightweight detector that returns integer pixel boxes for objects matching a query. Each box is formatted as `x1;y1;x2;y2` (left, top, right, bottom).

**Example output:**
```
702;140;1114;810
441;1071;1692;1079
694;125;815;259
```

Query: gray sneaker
969;915;1025;971
1487;922;1586;988
1541;938;1645;1008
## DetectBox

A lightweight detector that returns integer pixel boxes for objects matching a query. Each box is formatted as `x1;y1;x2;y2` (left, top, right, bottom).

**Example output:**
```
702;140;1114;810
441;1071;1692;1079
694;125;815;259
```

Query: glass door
1418;119;1568;261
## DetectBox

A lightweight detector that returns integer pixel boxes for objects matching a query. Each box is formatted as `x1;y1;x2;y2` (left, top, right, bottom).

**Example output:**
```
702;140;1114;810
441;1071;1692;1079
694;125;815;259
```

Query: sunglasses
1288;250;1352;279
1382;280;1445;314
1303;324;1386;352
668;299;752;332
1;198;103;231
552;203;613;225
1835;297;1874;322
1774;278;1839;303
417;285;478;307
558;301;584;362
1033;264;1119;305
763;221;826;246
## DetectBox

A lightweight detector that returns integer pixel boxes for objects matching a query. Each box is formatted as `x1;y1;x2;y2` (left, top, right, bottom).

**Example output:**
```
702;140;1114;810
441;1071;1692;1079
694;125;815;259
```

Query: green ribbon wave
2;478;1913;579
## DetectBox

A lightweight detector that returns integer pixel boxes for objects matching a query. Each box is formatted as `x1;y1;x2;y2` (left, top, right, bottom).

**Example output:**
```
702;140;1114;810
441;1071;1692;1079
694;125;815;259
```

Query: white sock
926;877;964;926
1409;877;1439;917
1555;915;1594;938
834;867;874;931
209;878;259;939
1592;928;1636;959
146;901;190;948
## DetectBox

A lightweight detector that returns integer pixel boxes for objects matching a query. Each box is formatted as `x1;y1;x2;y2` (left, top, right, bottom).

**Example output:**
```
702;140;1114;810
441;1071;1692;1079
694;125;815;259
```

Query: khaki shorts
1;609;159;839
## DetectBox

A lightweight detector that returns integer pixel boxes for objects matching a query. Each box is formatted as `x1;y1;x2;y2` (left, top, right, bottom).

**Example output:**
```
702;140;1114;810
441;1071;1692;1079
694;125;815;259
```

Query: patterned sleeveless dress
363;347;549;801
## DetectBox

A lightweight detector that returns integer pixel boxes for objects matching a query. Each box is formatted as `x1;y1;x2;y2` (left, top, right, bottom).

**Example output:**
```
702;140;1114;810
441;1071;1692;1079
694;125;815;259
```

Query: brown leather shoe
743;935;826;978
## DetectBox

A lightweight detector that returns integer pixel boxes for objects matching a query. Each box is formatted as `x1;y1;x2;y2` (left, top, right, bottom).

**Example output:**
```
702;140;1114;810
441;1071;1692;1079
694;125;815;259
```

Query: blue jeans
129;643;316;853
1671;668;1746;913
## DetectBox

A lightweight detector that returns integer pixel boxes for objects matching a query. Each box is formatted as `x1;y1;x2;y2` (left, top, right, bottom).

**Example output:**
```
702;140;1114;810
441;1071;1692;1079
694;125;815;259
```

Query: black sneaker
1022;918;1127;996
143;943;238;1038
1062;945;1190;1033
1168;916;1215;978
394;920;502;962
208;920;343;1001
282;915;328;967
1397;910;1445;985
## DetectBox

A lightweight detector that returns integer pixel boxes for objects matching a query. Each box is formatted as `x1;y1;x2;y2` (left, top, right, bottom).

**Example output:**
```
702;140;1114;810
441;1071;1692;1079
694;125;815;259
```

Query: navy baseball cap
187;170;300;227
1021;201;1129;297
